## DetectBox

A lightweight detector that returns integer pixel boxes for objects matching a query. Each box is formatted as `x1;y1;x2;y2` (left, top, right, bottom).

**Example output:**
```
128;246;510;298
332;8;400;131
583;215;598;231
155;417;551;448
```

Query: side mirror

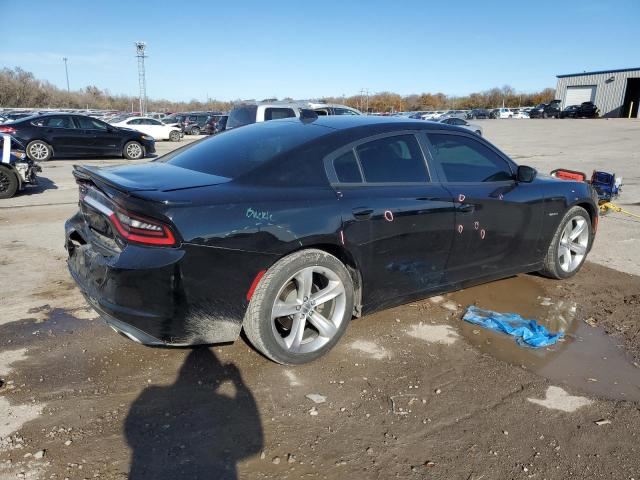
517;165;537;183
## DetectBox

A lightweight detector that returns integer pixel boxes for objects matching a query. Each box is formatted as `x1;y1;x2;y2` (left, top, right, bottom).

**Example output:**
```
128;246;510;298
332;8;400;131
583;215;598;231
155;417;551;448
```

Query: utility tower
62;57;70;92
135;42;148;115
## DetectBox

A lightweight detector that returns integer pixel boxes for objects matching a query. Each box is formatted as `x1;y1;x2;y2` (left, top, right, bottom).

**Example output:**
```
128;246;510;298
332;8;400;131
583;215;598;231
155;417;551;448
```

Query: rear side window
355;134;428;183
227;105;258;129
32;116;74;128
75;117;108;130
162;120;328;179
264;108;296;121
427;133;513;183
333;151;362;183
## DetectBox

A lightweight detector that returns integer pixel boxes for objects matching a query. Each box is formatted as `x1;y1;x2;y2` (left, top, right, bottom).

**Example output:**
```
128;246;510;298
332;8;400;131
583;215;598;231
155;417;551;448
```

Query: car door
74;116;122;156
34;115;80;154
325;131;456;309
424;131;544;284
146;118;168;139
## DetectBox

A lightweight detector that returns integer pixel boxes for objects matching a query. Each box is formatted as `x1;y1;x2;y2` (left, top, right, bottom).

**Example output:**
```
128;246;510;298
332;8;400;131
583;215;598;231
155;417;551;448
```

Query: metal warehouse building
555;67;640;118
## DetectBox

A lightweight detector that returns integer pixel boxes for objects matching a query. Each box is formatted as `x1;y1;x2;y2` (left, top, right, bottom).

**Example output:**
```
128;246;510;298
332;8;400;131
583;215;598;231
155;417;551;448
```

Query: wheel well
576;202;596;226
295;243;363;318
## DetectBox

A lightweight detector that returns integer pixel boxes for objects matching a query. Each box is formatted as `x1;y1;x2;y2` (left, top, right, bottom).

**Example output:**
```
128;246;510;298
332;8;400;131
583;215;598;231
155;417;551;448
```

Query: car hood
76;162;230;192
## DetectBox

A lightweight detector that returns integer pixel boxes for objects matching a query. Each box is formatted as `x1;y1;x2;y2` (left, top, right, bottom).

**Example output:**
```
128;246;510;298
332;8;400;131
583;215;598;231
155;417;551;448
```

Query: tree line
0;67;555;113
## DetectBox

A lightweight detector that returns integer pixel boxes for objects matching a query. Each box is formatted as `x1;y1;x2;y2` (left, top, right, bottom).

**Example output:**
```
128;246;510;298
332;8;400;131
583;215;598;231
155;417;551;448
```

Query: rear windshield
160;120;328;178
227;105;258;129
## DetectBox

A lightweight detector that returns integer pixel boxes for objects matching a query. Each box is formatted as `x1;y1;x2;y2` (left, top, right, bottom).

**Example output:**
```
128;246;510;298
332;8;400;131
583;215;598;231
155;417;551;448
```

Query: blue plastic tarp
462;305;564;348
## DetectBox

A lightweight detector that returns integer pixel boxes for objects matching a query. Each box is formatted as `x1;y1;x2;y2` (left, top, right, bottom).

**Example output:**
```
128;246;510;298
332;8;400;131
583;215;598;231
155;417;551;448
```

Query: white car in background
111;117;182;141
513;109;530;119
495;108;515;119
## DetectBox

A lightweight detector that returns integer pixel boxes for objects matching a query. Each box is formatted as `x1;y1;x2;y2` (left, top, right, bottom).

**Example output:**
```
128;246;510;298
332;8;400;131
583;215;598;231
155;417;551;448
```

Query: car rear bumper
65;212;275;346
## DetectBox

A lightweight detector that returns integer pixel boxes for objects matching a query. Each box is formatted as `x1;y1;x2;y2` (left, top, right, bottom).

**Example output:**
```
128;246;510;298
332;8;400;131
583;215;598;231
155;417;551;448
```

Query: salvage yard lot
1;120;640;479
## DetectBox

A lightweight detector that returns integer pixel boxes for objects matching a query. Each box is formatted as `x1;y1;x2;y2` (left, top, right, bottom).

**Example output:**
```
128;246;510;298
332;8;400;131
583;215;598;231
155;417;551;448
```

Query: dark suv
183;113;222;135
559;102;599;119
529;100;561;119
202;114;228;135
467;109;490;119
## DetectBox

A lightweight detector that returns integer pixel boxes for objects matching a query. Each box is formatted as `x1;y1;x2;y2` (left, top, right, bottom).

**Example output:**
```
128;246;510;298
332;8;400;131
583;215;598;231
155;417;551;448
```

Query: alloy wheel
558;216;589;272
126;143;142;159
28;142;49;161
0;170;10;193
270;266;346;354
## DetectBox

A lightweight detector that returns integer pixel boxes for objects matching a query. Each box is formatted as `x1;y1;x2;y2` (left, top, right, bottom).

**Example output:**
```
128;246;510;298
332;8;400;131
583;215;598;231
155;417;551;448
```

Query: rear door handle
352;208;373;220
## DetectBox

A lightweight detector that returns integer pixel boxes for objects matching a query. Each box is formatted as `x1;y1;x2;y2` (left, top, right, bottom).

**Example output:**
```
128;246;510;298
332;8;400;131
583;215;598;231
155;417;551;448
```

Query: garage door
564;85;596;107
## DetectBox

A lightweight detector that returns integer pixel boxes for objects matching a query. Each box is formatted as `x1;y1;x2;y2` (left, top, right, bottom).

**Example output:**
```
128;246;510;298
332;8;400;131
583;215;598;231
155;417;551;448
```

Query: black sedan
0;135;41;198
65;116;598;364
559;102;599;119
0;113;156;162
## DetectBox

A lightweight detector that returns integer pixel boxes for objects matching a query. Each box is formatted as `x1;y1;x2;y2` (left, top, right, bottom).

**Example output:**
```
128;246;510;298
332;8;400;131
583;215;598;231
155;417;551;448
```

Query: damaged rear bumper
65;212;272;346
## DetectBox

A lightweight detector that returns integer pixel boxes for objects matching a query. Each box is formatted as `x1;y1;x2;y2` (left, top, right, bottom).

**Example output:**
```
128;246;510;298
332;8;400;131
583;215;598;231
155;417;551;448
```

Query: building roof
557;67;640;78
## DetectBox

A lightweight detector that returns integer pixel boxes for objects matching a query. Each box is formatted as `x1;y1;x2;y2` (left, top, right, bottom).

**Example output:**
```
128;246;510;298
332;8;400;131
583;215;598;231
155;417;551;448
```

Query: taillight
109;208;177;246
0;126;16;134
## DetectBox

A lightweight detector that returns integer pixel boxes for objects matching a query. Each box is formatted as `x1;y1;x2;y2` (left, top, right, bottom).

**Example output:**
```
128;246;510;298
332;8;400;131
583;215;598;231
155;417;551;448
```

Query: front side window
127;119;142;125
427;133;513;183
264;108;295;121
355;134;428;183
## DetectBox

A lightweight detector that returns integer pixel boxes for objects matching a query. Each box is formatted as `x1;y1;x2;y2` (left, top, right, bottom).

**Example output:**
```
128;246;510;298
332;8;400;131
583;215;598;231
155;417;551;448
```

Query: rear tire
0;166;18;199
191;126;201;136
539;206;592;279
243;249;355;365
26;140;52;162
123;141;144;160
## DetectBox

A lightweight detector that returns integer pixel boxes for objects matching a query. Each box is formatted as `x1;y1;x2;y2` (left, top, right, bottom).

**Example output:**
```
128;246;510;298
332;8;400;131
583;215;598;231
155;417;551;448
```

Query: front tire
0;166;19;199
169;130;181;142
123;141;144;160
190;126;201;136
243;249;355;365
26;140;52;162
540;206;592;279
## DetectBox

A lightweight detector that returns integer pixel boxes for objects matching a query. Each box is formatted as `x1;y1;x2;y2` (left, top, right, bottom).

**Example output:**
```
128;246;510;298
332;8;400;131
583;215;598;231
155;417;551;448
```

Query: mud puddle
450;275;640;402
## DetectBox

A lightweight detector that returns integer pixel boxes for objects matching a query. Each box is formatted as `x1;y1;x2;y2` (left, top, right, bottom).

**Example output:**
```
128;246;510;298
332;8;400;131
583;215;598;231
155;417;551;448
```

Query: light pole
135;42;148;115
62;57;70;92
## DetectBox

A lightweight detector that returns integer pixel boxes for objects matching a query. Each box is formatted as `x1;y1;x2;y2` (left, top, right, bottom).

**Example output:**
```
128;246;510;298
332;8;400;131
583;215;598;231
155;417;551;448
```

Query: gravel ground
1;122;639;480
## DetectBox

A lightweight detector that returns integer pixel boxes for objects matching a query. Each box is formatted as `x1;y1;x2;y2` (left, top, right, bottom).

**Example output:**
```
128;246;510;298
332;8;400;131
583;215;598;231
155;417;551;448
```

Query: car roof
277;114;463;133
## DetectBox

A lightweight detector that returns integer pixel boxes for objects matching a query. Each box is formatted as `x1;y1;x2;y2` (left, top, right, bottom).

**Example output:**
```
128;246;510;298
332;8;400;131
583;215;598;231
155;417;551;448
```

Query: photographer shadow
125;347;263;480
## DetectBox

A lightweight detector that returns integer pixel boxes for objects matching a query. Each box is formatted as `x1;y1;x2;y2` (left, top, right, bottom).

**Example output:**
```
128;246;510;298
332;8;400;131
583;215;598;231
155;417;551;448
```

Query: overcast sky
3;0;638;102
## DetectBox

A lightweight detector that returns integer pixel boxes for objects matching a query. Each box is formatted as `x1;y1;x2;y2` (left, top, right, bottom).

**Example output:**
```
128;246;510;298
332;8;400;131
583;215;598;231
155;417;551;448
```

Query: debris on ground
594;419;612;426
462;306;564;348
305;393;326;404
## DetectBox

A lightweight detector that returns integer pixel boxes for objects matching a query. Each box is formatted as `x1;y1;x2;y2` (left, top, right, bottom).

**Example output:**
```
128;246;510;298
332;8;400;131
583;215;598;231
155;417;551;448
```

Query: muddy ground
1;122;640;479
1;264;639;480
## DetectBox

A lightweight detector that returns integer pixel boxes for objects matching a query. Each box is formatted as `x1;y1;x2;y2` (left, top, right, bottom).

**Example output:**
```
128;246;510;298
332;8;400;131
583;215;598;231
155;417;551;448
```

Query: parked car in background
0;135;41;199
226;103;302;130
65;115;598;364
438;117;483;135
467;109;490;119
183;113;221;135
512;110;530;119
162;114;186;130
530;100;562;119
495;108;515;119
559;102;599;119
110;117;183;141
307;103;362;116
0;113;155;161
202;115;229;135
423;111;446;120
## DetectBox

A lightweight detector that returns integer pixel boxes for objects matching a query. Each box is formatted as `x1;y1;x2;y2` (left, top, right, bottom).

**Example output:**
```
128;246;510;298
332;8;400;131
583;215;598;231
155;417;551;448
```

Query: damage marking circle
384;210;394;222
457;224;464;234
458;194;466;202
499;193;504;200
480;229;486;239
474;221;479;230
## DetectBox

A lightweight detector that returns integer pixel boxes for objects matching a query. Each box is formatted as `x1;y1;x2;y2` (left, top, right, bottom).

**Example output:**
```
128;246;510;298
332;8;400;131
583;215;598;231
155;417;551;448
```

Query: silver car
438;117;483;136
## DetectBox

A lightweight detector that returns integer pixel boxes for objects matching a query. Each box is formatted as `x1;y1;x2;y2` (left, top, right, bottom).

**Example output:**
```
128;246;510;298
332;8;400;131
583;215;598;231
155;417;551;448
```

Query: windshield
160;120;329;179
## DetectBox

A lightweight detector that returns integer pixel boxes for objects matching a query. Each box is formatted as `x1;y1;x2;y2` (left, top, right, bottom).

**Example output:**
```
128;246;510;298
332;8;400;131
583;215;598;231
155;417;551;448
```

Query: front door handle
458;203;475;213
352;208;373;220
